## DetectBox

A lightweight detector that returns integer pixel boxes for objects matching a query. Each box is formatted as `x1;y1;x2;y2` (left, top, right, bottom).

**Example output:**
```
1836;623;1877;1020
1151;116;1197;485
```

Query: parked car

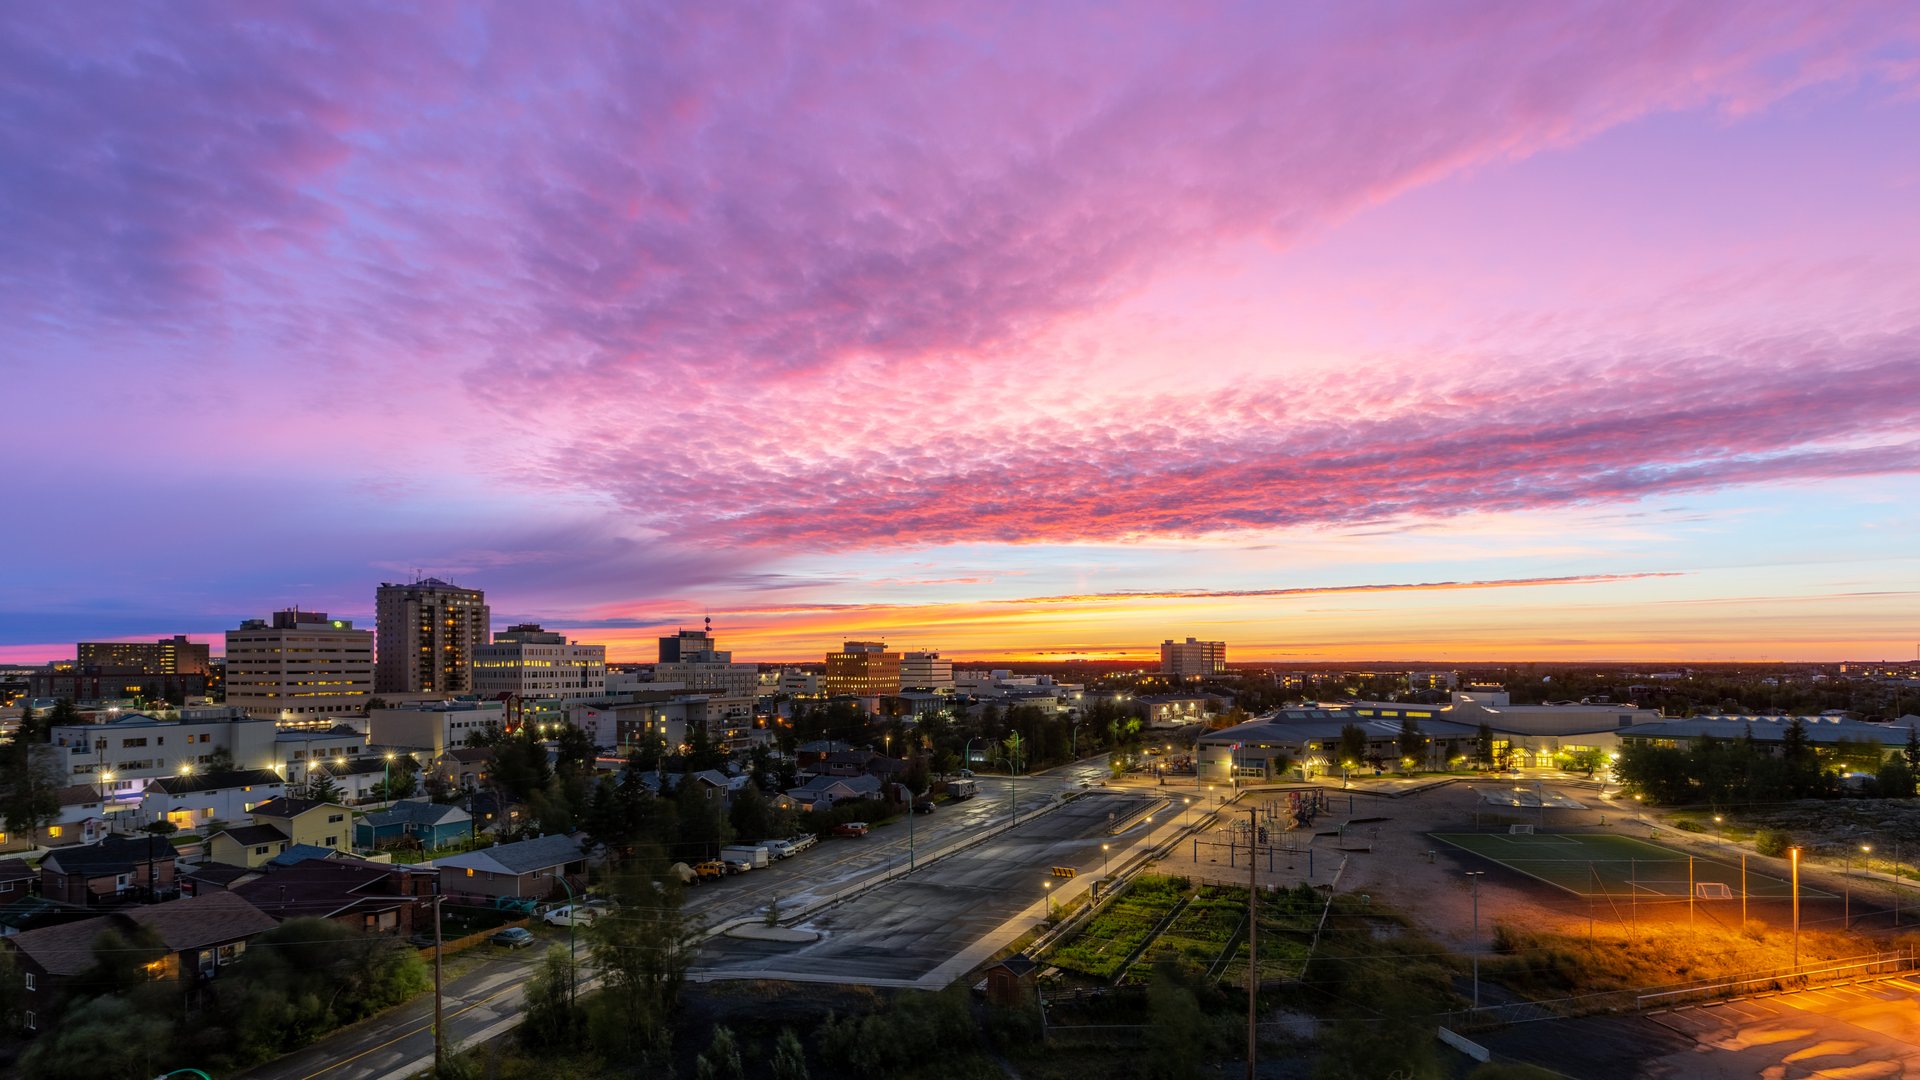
912;800;936;815
758;838;796;859
957;768;975;778
721;858;753;875
490;926;535;949
543;904;599;927
832;821;870;837
693;860;728;880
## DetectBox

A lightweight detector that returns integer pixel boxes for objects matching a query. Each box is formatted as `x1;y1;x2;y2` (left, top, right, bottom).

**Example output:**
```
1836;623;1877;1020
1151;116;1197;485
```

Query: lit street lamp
1848;843;1872;930
1101;842;1110;878
1042;879;1054;920
1466;871;1486;933
1790;847;1801;968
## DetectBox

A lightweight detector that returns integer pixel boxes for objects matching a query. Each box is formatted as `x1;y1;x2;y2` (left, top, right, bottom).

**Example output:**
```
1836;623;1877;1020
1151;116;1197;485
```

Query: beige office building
473;625;607;702
225;610;375;719
823;641;900;698
375;578;490;695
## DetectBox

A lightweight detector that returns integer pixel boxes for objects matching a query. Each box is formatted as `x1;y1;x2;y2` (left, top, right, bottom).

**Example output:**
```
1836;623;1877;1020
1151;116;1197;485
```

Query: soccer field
1430;832;1834;900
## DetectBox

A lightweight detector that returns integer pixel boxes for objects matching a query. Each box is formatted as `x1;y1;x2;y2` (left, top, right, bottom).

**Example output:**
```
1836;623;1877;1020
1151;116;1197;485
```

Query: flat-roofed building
473;624;606;702
900;650;954;691
823;641;900;698
224;609;374;720
375;578;489;695
1161;638;1226;678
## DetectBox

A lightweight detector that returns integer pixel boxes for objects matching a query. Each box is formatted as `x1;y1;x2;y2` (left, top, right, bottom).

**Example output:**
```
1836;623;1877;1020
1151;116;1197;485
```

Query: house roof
234;860;415;921
125;891;279;950
0;858;34;883
361;799;469;830
213;824;290;847
787;773;882;797
55;783;106;809
433;833;584;876
6;916;116;976
38;836;174;876
181;862;260;890
440;748;494;765
267;844;343;867
249;796;349;819
315;756;394;777
146;769;286;796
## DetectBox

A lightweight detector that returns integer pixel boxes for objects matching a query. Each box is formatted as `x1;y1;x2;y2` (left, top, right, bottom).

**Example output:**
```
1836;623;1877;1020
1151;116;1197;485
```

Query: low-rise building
433;833;585;900
137;769;288;832
38;835;178;906
355;798;471;852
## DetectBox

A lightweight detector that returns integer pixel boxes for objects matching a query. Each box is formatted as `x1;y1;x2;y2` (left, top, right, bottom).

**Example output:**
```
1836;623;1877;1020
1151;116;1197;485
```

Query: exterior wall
438;865;540;900
1160;638;1227;678
281;806;354;851
651;658;758;699
473;639;608;702
899;651;954;690
43;859;177;905
77;636;210;675
50;717;281;786
374;580;490;695
224;613;374;719
823;642;901;698
369;704;506;758
139;781;287;831
210;832;290;868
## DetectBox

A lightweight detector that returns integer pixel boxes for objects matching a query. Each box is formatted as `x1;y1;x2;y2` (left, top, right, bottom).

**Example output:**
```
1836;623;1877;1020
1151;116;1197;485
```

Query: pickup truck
831;821;870;837
785;833;819;854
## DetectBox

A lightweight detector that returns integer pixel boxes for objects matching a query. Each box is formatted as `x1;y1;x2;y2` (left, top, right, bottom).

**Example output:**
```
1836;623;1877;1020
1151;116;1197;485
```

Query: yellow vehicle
693;860;728;881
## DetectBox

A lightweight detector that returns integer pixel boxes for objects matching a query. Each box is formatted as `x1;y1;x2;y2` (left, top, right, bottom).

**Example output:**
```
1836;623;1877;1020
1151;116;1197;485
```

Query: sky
3;1;1919;665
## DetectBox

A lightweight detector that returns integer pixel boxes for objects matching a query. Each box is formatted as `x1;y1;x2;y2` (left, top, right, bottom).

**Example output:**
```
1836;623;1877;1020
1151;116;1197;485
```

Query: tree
1336;724;1368;770
19;993;176;1080
305;769;343;804
554;724;598;777
587;862;704;1065
771;1026;810;1080
0;738;62;842
1396;716;1423;768
1476;722;1495;768
204;746;237;774
901;753;931;798
728;781;775;842
1908;724;1920;771
520;946;581;1049
695;1024;745;1080
1144;962;1208;1080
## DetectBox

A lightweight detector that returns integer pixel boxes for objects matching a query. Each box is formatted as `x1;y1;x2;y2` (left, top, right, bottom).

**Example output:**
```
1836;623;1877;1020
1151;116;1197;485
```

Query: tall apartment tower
900;650;954;691
822;641;901;698
225;609;375;719
1160;637;1227;678
375;578;490;695
473;624;607;702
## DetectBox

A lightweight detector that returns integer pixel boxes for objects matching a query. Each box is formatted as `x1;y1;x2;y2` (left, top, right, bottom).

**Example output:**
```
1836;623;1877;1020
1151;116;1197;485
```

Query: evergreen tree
1475;722;1495;767
771;1027;810;1080
1337;724;1369;769
1396;715;1423;766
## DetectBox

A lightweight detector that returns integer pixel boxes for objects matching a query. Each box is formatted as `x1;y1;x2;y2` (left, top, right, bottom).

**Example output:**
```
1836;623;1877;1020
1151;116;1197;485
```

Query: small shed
984;954;1040;1007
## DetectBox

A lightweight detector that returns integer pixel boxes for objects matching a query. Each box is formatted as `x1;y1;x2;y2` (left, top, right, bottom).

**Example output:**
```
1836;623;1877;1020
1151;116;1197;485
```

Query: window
24;972;34;991
328;813;345;823
47;826;61;839
253;846;270;856
465;867;475;878
24;1011;33;1031
122;738;148;748
324;835;338;847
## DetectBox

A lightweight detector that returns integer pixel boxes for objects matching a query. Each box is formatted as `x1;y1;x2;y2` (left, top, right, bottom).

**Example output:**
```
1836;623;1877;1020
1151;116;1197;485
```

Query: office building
368;701;507;758
900;650;954;691
77;635;211;676
224;610;375;720
822;641;900;698
652;627;758;700
1160;637;1227;678
374;578;490;695
473;624;607;702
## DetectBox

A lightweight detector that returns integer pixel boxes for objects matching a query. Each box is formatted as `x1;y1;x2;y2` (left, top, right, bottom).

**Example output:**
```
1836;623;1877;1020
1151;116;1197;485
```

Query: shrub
1673;819;1704;833
1754;829;1793;857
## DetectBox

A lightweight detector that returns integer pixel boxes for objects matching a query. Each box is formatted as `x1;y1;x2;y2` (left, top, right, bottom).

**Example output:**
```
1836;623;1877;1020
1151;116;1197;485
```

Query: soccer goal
1507;824;1535;835
1696;882;1733;900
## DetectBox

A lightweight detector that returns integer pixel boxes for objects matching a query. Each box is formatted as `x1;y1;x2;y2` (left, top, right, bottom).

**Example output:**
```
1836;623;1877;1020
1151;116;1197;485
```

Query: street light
1790;847;1801;968
1101;842;1110;878
1466;871;1486;933
1848;843;1872;930
1042;879;1054;920
1713;815;1723;844
384;752;397;805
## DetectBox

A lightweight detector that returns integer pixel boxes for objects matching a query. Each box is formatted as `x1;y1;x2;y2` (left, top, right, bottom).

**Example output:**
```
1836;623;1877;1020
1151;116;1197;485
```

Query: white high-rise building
473;624;607;702
224;610;375;719
900;650;954;691
652;628;759;700
375;578;490;695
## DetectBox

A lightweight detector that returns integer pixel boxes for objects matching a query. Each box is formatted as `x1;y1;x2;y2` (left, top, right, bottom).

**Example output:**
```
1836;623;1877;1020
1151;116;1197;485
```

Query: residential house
38;835;177;905
784;772;883;811
309;753;407;805
6;891;277;1032
0;858;35;900
233;859;433;935
354;798;471;852
206;824;295;868
432;747;493;792
137;769;287;833
818;750;905;780
246;796;354;852
434;833;585;900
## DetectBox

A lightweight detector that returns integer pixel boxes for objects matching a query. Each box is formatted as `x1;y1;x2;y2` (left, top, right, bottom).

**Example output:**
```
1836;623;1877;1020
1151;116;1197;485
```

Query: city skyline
6;3;1920;665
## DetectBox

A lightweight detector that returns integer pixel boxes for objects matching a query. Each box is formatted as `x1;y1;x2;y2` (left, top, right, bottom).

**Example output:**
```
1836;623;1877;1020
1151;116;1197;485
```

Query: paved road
693;791;1158;985
1481;976;1920;1078
234;941;561;1080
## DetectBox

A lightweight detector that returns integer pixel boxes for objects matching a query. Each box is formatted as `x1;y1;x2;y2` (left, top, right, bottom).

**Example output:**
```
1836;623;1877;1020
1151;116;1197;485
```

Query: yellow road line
296;979;523;1080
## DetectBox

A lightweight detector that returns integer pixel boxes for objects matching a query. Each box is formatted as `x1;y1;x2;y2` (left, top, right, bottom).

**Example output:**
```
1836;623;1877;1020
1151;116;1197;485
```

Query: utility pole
1791;847;1801;970
433;891;445;1074
1246;807;1258;1080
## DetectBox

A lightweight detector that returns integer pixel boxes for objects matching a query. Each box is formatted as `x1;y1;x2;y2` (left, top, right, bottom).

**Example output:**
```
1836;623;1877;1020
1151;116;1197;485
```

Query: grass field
1431;832;1834;900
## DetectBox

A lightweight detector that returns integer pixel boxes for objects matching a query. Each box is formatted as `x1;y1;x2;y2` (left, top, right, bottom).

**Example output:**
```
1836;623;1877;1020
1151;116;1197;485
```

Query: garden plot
1047;876;1187;980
